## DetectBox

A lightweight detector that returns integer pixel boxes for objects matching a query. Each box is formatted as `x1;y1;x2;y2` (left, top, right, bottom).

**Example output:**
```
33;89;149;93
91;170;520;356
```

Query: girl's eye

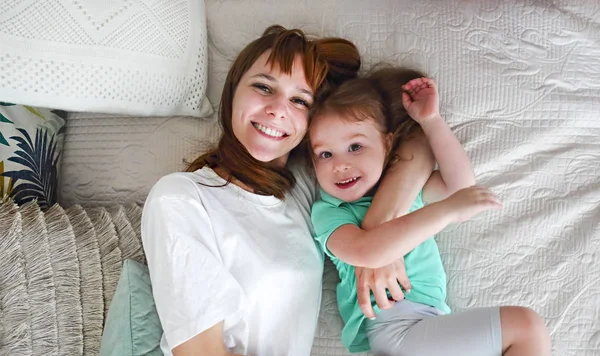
319;151;332;159
253;83;272;93
291;97;311;108
349;143;362;152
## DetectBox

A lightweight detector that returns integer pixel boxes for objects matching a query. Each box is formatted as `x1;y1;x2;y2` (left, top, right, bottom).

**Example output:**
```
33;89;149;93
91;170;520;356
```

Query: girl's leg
396;307;503;356
365;301;436;356
500;306;551;356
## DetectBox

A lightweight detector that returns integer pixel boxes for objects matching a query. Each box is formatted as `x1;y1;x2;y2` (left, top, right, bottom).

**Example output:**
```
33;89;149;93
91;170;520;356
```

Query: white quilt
60;1;600;355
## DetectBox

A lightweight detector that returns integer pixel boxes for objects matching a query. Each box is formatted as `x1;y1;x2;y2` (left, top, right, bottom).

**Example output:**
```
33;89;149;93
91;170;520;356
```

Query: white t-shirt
141;161;323;356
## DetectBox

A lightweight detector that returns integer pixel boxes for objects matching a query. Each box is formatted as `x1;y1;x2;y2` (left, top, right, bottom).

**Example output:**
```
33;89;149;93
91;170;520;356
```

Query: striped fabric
0;201;145;356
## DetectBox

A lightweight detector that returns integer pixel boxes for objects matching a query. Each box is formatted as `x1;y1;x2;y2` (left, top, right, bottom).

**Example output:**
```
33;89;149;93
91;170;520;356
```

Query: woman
141;25;434;356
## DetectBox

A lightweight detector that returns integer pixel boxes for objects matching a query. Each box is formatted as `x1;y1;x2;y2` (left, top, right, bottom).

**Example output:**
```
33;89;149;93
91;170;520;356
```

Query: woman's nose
265;94;286;119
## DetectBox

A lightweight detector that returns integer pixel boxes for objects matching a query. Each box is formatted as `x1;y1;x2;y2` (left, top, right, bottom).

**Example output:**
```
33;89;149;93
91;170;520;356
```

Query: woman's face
232;50;314;166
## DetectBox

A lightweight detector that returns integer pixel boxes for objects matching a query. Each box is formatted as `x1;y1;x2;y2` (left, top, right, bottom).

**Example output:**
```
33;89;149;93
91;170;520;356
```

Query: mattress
60;1;600;355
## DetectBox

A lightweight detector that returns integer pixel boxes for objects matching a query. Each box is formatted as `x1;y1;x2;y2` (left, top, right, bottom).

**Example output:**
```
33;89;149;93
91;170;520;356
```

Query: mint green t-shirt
311;189;451;353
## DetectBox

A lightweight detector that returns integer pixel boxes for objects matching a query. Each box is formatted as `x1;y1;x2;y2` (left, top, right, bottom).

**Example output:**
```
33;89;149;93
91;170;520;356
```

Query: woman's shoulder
287;155;315;185
287;155;319;205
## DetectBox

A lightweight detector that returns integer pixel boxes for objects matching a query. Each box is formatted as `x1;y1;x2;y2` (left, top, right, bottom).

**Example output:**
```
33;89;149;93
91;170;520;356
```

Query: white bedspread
60;1;600;355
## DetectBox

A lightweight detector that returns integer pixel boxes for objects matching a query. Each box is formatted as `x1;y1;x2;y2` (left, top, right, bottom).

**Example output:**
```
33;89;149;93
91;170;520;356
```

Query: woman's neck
210;153;289;195
272;154;289;168
213;166;255;194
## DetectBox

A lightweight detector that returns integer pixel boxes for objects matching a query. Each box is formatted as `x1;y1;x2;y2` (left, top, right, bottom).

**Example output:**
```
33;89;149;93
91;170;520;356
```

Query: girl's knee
500;306;549;340
519;307;546;333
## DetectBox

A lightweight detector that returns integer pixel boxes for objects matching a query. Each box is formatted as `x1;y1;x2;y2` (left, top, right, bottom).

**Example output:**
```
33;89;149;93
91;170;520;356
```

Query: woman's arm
354;130;434;317
142;175;247;355
362;129;435;229
172;322;243;356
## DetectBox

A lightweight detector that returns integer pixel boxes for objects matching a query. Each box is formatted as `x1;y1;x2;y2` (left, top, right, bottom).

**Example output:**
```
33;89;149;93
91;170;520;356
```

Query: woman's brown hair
185;25;360;199
310;66;426;168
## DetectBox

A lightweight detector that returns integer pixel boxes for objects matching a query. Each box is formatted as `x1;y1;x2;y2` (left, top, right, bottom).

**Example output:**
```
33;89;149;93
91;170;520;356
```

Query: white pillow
0;0;212;118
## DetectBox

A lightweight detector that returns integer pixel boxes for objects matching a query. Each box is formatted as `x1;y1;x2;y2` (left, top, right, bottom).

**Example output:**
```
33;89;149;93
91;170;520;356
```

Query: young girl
308;68;551;355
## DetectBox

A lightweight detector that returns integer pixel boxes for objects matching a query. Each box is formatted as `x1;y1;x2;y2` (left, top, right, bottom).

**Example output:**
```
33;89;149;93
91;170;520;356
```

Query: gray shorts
365;300;502;356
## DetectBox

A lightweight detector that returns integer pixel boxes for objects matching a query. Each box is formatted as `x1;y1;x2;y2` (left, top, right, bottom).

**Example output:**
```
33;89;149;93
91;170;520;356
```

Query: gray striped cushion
0;201;144;356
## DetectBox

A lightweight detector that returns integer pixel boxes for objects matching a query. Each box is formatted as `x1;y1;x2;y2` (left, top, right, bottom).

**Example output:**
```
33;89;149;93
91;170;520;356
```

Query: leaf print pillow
0;102;67;209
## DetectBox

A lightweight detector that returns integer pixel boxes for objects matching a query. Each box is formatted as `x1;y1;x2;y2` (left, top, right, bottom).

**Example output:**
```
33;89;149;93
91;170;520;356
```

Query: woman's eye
319;151;332;159
291;97;310;108
349;144;362;152
253;83;271;93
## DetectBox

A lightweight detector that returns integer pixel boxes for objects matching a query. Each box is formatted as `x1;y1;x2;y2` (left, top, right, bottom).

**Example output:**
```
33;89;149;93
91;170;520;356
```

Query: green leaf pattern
0;103;65;209
0;112;14;146
24;105;46;120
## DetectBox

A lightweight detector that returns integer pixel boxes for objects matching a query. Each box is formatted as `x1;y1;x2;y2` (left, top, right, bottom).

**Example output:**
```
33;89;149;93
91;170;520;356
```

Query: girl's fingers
402;92;412;107
487;199;503;209
406;78;421;88
424;77;436;88
404;77;437;99
480;191;502;207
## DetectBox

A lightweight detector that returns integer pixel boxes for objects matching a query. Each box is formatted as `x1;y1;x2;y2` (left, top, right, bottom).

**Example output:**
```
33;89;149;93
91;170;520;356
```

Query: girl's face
310;113;392;202
231;50;314;166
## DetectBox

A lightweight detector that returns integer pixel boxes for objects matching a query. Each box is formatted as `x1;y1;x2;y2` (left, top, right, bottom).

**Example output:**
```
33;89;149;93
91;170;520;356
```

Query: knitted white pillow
0;0;212;118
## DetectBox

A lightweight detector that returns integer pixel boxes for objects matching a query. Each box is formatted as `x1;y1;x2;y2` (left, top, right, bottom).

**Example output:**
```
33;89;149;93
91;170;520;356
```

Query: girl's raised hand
402;77;441;124
442;185;502;223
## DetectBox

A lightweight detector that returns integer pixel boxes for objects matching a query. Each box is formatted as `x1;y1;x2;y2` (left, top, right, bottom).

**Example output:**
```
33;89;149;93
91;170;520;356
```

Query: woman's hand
355;257;412;319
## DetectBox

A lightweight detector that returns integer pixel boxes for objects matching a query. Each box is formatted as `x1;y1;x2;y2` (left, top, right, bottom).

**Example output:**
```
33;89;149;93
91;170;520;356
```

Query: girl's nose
333;158;351;172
